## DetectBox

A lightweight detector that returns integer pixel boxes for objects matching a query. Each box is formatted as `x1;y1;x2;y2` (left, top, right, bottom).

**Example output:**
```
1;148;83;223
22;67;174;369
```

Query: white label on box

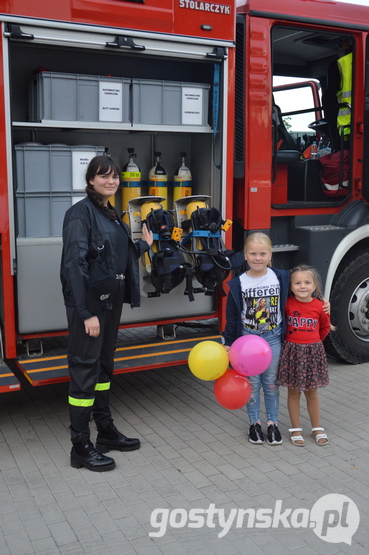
72;151;97;190
72;195;86;205
182;87;203;125
99;81;123;122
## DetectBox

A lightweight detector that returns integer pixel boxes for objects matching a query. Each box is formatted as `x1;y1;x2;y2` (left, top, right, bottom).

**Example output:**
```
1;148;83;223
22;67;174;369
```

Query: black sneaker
267;423;283;445
248;423;265;444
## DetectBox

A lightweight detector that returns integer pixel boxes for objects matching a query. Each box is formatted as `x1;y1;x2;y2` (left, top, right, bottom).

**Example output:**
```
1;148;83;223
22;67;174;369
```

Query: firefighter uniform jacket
60;193;150;321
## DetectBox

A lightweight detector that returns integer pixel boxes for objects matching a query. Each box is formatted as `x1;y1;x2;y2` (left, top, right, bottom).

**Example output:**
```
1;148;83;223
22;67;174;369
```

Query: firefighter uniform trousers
66;280;125;440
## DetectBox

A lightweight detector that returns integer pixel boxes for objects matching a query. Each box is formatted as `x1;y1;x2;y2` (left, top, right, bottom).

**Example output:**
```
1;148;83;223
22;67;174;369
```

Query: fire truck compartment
8;24;226;337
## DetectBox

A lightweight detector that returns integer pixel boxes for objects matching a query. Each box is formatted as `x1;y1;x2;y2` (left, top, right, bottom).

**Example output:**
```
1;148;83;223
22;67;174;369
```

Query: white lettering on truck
179;1;231;15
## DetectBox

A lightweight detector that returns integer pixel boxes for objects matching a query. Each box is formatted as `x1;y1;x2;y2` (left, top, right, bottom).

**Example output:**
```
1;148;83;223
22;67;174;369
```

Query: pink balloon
229;335;272;376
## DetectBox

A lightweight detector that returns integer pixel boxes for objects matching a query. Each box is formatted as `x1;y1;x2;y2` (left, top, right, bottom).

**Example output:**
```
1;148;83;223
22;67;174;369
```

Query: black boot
71;435;116;471
95;422;141;453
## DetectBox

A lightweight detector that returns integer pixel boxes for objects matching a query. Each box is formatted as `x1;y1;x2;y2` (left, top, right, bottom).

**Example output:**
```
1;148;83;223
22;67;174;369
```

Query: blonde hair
290;264;336;331
244;232;272;267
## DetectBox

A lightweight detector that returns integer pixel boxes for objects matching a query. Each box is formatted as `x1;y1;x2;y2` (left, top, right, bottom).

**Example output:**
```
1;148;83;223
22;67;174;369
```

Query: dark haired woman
60;155;153;471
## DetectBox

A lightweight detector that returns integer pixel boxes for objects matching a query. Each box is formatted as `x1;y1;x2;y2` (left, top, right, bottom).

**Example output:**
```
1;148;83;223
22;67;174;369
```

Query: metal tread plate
16;332;223;386
0;361;21;393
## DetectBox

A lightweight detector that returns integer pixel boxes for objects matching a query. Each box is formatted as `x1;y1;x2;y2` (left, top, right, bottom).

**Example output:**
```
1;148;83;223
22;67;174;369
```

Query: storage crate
15;143;106;192
131;80;210;127
29;72;131;123
16;192;85;237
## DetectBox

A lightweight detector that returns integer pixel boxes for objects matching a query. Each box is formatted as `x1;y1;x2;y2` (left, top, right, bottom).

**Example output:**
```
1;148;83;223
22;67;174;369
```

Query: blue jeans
241;324;282;424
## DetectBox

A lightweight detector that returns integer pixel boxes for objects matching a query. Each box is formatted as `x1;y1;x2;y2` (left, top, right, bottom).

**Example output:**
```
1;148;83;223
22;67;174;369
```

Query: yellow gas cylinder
121;148;141;224
141;200;163;227
148;151;168;209
140;200;164;272
173;152;192;206
185;200;207;251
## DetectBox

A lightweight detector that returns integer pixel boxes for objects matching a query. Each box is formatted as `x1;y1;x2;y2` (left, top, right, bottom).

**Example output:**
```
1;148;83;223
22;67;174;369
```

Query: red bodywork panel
0;0;235;41
174;1;234;41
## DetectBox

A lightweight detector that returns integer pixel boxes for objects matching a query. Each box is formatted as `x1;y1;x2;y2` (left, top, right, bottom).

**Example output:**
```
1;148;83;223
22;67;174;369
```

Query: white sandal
289;428;305;446
312;427;329;446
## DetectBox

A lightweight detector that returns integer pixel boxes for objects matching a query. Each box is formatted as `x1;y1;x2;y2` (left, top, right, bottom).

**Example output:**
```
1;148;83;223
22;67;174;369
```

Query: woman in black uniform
60;155;153;471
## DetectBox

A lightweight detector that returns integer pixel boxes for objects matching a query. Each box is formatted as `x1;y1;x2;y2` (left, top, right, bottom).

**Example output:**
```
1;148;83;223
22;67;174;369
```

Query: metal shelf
12;121;213;133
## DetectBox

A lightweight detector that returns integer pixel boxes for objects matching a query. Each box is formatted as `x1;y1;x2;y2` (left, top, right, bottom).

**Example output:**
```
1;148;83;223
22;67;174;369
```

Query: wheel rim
348;277;369;341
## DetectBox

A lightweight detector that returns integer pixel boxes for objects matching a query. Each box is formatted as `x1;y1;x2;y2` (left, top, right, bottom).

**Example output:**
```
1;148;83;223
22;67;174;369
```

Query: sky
335;0;369;3
237;0;369;4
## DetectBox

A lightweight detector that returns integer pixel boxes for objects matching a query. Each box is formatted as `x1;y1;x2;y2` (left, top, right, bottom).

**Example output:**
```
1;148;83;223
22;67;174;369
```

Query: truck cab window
271;25;353;207
273;80;319;150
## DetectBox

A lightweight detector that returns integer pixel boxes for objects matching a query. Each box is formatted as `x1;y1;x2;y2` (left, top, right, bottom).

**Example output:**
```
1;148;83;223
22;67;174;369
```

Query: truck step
295;224;344;231
272;244;299;252
16;333;223;387
0;360;21;392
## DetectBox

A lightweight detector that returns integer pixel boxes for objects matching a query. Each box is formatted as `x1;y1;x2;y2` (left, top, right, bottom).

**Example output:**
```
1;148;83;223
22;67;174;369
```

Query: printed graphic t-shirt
284;296;331;344
239;268;282;332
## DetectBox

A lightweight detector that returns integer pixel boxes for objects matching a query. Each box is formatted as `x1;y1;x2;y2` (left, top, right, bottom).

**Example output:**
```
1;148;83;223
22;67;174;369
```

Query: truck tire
325;252;369;364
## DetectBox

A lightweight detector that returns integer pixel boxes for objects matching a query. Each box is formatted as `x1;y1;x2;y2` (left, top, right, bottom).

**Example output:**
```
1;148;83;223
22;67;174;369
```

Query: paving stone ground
0;355;368;554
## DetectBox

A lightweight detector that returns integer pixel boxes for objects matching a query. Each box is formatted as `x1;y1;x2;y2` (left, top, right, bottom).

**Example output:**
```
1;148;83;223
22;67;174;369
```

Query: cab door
362;34;369;205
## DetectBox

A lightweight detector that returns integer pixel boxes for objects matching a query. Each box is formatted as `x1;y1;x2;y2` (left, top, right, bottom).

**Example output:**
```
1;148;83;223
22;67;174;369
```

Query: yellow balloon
188;340;229;381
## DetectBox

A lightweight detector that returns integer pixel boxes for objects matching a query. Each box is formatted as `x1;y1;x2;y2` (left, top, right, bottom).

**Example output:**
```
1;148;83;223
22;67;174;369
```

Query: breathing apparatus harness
144;207;195;301
182;206;233;296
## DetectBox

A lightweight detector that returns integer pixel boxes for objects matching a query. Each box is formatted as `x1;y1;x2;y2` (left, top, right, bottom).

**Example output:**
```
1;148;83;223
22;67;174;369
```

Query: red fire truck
0;0;369;393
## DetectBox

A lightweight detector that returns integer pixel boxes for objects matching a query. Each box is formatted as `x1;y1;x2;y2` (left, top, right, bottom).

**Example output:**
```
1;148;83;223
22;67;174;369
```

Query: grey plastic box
131;79;210;127
15;143;105;192
16;192;85;237
30;72;131;123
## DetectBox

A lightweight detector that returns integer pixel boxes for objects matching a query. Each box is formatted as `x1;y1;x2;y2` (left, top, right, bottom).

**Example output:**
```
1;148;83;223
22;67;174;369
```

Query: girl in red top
278;265;332;447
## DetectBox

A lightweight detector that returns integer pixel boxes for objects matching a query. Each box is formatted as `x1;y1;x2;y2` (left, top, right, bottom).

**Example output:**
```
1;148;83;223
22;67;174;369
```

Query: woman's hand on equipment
322;298;330;314
84;316;100;338
142;223;154;246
